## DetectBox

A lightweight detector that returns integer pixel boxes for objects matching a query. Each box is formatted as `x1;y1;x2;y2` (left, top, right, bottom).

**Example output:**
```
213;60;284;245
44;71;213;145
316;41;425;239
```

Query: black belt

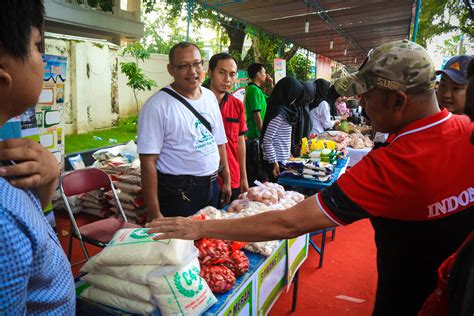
158;170;218;183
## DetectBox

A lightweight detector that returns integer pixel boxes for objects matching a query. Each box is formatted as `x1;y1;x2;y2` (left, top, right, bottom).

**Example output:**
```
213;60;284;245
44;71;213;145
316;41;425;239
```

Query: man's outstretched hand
146;216;205;241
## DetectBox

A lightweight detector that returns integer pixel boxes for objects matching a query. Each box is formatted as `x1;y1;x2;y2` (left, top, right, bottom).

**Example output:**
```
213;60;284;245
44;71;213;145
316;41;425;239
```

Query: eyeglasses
173;60;204;72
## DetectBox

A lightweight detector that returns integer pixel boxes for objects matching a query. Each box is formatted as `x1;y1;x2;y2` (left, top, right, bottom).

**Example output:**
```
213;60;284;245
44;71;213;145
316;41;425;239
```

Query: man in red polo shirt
208;53;248;201
148;40;474;315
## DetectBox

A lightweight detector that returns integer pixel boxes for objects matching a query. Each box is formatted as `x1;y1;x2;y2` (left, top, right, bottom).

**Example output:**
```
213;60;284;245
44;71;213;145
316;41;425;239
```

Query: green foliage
141;0;307;80
435;34;467;56
98;0;113;12
120;42;157;117
87;0;99;8
120;62;156;91
121;42;151;62
417;0;473;47
287;52;314;81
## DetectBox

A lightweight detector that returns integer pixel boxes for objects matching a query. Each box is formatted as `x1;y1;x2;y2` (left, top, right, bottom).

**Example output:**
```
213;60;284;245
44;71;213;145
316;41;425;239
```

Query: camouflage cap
334;39;436;96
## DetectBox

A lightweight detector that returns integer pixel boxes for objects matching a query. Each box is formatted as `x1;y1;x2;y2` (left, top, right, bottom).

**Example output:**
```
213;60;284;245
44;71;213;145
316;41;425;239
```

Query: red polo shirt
220;93;248;189
316;109;474;314
317;109;474;224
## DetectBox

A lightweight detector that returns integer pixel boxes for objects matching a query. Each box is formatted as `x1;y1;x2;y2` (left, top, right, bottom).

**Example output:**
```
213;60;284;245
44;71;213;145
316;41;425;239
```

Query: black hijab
261;76;304;139
290;81;315;156
310;78;330;110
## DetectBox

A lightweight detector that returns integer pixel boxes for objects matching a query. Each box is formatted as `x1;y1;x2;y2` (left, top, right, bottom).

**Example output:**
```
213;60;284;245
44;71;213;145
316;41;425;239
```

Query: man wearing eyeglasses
138;42;230;221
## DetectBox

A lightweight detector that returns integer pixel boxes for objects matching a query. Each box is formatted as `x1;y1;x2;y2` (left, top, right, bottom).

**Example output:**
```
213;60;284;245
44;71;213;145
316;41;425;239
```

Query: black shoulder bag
161;88;212;133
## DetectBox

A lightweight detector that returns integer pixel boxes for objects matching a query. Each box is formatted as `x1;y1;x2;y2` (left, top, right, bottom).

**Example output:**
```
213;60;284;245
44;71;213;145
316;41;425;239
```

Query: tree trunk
222;21;246;68
283;45;299;61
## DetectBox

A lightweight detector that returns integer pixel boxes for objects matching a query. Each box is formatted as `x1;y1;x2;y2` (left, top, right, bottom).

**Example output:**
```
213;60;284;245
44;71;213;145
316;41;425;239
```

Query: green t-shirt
244;83;268;139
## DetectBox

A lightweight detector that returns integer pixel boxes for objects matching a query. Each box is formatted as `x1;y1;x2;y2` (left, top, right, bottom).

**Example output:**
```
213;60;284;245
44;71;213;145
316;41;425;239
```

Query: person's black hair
209;53;236;71
168;42;201;64
467;59;474;79
0;0;44;60
247;63;264;80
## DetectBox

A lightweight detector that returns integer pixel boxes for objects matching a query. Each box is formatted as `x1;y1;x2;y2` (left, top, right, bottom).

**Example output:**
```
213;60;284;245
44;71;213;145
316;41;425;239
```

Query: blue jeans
158;171;219;217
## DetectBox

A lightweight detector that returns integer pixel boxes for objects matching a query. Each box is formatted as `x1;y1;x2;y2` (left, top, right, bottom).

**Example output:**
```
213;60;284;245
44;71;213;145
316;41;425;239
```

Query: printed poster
273;58;286;83
38;54;67;170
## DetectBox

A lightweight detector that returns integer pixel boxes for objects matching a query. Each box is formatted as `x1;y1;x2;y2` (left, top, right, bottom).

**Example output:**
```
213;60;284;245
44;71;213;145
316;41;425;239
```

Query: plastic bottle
109;138;118;144
93;136;103;141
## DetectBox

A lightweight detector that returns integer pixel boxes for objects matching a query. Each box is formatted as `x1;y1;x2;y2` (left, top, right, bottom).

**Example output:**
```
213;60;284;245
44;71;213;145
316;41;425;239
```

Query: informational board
37;54;67;170
273;58;286;83
256;241;287;315
286;234;309;291
221;278;255;316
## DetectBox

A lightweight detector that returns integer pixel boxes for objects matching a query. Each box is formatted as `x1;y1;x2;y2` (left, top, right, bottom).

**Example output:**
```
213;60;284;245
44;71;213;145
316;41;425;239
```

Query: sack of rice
81;273;152;303
81;263;156;285
86;228;194;266
81;286;156;314
148;258;217;316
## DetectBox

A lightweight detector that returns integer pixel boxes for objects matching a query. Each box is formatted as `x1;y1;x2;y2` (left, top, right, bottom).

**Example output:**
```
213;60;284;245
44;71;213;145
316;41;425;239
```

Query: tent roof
199;0;416;68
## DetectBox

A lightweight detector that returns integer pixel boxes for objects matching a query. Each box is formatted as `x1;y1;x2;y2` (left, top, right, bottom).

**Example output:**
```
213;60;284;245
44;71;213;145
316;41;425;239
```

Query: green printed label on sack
108;228;171;247
174;267;203;298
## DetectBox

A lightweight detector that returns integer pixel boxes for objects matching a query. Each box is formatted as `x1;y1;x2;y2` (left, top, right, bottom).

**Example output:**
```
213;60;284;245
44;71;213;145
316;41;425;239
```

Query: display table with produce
75;235;309;316
74;182;310;316
277;157;350;190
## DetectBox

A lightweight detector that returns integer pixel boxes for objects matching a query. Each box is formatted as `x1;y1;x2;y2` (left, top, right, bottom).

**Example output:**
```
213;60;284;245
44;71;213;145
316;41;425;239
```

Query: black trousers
158;171;219;217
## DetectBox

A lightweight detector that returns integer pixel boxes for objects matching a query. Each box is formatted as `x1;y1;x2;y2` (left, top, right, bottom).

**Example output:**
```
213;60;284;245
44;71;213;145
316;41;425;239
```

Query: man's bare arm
147;195;336;241
237;135;248;192
139;154;162;221
252;111;263;132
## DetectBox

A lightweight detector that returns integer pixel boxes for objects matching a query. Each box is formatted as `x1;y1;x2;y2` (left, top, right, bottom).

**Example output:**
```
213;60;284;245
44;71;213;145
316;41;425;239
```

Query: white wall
45;34;174;135
118;54;173;117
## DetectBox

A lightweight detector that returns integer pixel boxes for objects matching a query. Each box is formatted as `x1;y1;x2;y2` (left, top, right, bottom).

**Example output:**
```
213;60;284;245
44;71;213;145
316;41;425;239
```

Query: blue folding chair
310;227;336;268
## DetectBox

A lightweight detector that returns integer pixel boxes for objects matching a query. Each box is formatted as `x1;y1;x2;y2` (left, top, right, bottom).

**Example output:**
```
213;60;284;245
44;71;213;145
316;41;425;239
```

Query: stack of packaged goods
80;228;217;315
91;142;146;225
280;137;346;182
77;189;111;218
195;184;305;257
51;189;111;218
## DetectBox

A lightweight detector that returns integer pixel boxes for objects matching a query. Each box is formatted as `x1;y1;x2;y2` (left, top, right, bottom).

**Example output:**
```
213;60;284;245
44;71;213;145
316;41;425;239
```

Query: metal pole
186;0;194;41
458;33;465;55
412;0;422;42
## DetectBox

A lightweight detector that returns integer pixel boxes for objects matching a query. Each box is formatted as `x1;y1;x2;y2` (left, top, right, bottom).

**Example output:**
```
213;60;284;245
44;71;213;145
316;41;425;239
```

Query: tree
435;34;467;56
120;42;157;118
417;0;473;47
287;52;314;81
141;0;305;79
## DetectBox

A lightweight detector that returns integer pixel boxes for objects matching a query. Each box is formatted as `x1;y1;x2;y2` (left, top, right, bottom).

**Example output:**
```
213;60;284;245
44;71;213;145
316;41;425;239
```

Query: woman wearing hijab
291;81;316;156
309;79;341;135
261;77;304;181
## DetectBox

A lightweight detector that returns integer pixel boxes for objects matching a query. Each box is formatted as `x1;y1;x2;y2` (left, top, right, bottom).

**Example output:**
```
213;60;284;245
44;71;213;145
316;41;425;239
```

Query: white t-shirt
137;86;227;176
309;101;336;135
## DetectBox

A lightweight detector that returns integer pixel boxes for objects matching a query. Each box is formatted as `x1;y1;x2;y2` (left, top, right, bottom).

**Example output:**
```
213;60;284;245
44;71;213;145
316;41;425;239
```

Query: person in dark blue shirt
0;1;75;314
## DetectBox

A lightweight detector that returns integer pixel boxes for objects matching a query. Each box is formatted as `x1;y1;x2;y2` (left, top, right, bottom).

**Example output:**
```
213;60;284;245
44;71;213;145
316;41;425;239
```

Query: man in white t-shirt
138;42;231;220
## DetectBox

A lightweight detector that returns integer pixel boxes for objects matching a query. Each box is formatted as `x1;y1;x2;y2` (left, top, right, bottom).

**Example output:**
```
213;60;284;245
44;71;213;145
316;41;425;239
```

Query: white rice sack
81;286;156;315
82;273;152;303
81;263;156;285
148;258;217;316
86;228;194;266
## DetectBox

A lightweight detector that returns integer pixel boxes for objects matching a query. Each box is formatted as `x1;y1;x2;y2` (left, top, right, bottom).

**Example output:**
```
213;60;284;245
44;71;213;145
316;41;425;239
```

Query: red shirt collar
390;109;452;143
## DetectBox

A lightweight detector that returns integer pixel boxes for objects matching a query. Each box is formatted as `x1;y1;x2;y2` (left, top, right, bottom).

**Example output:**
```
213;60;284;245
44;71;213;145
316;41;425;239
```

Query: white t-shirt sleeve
137;93;164;154
320;101;335;130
